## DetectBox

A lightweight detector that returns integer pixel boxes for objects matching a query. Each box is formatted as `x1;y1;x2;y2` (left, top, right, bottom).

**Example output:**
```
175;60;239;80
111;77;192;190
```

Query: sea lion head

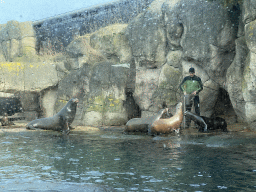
71;98;79;103
176;102;182;110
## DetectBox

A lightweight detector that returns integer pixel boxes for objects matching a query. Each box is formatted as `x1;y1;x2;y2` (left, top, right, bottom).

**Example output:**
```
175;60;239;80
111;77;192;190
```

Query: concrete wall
33;0;154;54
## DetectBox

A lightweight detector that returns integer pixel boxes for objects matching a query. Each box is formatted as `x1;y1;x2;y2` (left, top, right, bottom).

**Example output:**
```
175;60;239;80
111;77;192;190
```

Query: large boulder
245;19;256;53
66;24;132;71
242;0;256;24
156;64;181;106
0;62;61;93
134;68;161;112
66;35;106;69
90;24;132;63
0;21;37;62
226;37;249;122
162;0;237;84
240;6;256;129
40;86;58;118
56;62;132;126
126;0;237;76
85;62;130;126
242;52;256;127
133;64;181;118
125;0;167;68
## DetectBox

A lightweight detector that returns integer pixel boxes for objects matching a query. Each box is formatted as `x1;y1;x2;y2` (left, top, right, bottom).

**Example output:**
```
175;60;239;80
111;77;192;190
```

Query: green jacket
179;75;203;95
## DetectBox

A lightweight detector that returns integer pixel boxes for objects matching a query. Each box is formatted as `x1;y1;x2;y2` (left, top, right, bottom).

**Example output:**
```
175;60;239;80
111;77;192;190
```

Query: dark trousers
185;95;200;128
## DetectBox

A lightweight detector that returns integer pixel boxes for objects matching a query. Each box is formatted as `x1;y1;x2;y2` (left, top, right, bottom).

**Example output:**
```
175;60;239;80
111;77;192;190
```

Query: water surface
0;128;256;191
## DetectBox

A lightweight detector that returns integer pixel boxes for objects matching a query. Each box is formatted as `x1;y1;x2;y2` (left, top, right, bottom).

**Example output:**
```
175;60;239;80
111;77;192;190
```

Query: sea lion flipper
26;124;36;130
62;121;70;135
204;124;208;132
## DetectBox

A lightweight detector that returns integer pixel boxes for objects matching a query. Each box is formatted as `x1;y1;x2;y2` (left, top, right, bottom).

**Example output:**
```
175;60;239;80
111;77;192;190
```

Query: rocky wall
2;0;256;130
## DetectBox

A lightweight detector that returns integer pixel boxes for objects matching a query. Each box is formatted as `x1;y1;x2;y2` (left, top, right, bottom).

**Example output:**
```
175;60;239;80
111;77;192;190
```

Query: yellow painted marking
0;62;24;75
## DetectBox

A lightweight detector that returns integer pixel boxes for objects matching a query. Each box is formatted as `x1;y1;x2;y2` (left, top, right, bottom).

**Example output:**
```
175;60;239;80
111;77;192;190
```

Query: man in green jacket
179;67;203;128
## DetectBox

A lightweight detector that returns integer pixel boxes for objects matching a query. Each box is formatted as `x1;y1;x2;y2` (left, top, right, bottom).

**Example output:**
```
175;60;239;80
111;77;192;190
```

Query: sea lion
26;98;79;134
1;113;14;126
149;102;183;135
124;108;170;133
184;111;227;132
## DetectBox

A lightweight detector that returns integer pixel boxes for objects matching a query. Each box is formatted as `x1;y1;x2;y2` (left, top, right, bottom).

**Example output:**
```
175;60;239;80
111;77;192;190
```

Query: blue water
0;129;256;191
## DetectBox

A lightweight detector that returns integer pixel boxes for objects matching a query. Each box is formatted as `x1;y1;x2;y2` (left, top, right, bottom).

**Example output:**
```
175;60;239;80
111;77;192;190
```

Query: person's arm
195;77;203;94
179;77;187;94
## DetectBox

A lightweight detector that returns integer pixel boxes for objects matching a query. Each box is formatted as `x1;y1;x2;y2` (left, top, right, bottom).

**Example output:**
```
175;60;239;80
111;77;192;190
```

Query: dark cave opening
123;92;141;120
212;88;237;121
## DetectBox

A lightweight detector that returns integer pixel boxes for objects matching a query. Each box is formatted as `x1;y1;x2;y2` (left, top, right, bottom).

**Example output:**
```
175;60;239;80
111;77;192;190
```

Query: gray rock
56;62;134;126
40;86;58;117
125;0;167;68
226;37;248;122
0;21;37;62
163;0;236;82
245;19;256;53
134;67;161;111
90;24;132;64
86;62;130;126
166;50;182;68
242;0;256;24
20;92;40;112
200;79;219;117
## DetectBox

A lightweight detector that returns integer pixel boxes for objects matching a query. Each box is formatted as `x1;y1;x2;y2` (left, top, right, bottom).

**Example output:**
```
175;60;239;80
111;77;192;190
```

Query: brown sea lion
26;98;79;134
149;102;183;135
124;108;169;133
